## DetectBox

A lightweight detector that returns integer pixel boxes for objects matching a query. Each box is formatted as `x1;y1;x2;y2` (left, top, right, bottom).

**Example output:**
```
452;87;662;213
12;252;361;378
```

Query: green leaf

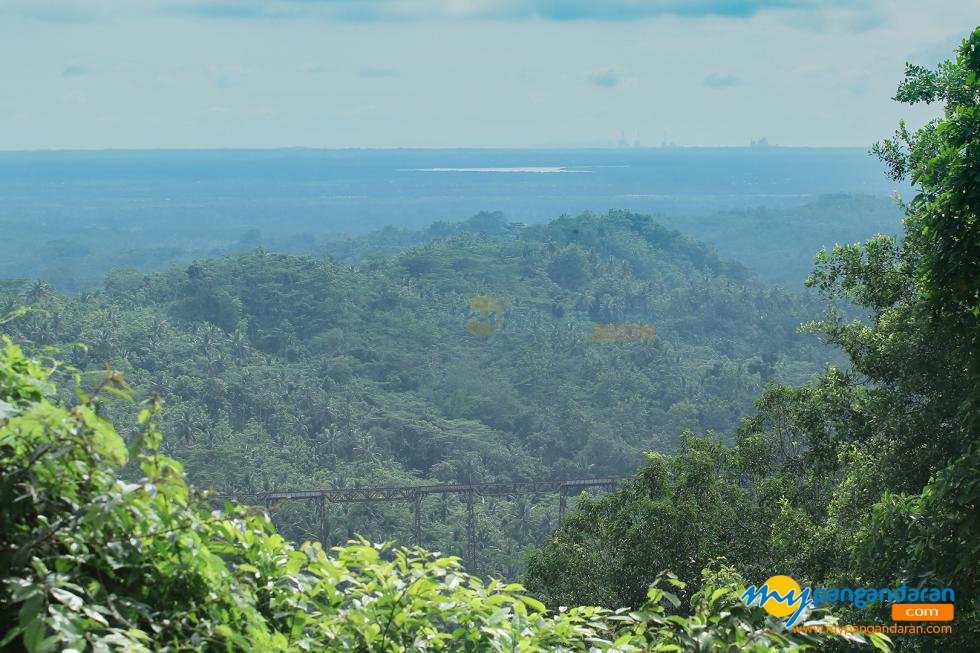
50;588;84;612
516;595;546;613
19;594;44;628
22;619;45;653
661;591;681;608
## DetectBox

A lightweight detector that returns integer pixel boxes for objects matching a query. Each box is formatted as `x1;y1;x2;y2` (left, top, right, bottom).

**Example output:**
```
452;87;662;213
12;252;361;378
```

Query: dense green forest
526;34;980;652
0;207;837;578
1;25;977;653
654;195;902;288
0;337;879;651
0;189;899;294
319;195;902;291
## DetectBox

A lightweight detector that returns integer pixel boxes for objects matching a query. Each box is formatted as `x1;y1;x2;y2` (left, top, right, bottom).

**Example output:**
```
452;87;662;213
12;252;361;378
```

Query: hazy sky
0;1;975;149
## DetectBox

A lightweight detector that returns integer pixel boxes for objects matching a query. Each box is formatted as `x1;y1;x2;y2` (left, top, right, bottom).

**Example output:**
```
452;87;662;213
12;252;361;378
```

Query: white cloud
0;0;974;148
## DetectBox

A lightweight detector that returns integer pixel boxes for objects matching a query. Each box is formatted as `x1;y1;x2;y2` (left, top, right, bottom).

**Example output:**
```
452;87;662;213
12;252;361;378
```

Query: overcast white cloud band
0;1;974;148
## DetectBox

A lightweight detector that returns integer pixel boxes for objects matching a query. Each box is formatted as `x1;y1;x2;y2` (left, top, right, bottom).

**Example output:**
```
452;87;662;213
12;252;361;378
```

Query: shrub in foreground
0;338;881;651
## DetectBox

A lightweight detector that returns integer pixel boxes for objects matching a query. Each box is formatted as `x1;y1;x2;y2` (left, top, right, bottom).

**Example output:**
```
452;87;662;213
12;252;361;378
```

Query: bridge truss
218;477;622;572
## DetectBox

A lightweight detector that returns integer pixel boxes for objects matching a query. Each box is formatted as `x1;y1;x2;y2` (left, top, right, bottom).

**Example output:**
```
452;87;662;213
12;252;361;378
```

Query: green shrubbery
0;205;832;579
527;28;980;653
1;336;870;652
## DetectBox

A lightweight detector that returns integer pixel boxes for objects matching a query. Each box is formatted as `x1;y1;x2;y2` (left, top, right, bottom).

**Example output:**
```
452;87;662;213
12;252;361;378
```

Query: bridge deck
215;477;624;573
217;477;622;503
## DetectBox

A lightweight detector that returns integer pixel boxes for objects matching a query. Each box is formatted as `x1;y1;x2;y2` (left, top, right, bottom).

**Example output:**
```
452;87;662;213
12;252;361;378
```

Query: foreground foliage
528;28;980;653
0;337;869;651
0;205;834;578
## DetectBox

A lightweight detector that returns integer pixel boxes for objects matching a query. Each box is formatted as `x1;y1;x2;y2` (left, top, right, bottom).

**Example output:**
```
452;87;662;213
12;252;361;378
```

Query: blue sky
0;1;974;148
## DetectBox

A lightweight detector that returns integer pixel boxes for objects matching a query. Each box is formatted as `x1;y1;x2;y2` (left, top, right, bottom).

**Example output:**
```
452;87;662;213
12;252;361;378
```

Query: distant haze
0;147;905;291
0;146;904;229
0;0;975;149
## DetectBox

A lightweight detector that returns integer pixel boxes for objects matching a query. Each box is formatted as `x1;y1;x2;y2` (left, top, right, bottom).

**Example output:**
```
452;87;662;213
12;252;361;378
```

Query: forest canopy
527;27;980;652
0;208;837;578
0;22;977;653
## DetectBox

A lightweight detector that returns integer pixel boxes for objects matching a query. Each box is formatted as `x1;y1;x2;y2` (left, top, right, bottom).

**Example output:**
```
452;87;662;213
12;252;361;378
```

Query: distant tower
618;130;628;148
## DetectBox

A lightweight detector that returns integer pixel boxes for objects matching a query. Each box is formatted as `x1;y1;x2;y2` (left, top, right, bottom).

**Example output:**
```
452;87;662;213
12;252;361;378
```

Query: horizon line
0;144;873;154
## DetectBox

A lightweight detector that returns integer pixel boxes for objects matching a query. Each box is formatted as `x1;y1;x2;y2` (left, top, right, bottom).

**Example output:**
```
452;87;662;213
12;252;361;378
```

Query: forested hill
1;210;835;577
320;196;903;291
655;194;902;288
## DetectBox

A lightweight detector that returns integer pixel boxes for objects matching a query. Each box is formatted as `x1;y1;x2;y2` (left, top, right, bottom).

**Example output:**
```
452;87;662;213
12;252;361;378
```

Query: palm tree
92;328;115;361
510;496;533;544
173;409;196;444
24;280;51;304
197;322;224;375
22;314;49;345
148;317;169;347
230;327;250;365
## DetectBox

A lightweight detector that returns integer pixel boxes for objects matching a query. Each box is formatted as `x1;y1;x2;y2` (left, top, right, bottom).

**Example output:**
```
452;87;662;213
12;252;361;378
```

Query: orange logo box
594;324;657;341
892;604;954;621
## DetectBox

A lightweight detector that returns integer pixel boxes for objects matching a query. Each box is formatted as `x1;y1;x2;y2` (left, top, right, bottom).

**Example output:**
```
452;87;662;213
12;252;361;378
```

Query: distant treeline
1;209;836;578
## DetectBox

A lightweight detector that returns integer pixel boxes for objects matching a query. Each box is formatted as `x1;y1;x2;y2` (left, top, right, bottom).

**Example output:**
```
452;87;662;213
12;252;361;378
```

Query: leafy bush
0;336;865;651
0;207;834;579
525;28;980;653
525;437;768;610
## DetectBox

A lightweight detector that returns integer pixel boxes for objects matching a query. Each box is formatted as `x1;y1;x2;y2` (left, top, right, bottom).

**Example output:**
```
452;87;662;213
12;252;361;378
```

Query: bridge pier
558;484;567;523
316;497;329;547
413;493;423;547
466;490;476;573
217;477;623;571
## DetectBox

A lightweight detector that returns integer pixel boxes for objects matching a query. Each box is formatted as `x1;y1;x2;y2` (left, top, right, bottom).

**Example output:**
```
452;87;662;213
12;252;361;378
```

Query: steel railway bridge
218;477;622;572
